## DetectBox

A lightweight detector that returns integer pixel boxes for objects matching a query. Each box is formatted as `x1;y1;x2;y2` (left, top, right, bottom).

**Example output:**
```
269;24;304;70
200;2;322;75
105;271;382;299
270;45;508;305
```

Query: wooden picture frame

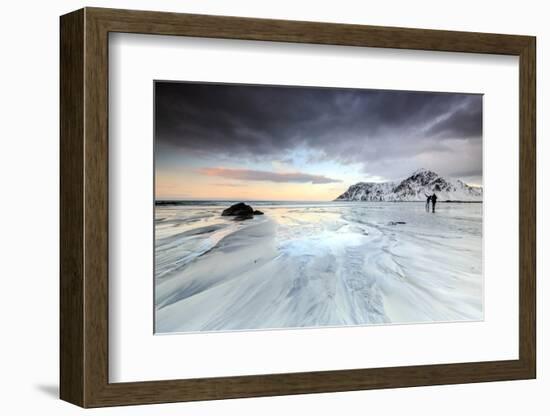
60;7;536;408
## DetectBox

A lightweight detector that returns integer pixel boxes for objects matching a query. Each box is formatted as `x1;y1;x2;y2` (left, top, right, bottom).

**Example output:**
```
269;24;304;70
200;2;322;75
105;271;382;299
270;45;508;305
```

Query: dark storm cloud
424;95;482;139
155;81;482;180
200;168;342;184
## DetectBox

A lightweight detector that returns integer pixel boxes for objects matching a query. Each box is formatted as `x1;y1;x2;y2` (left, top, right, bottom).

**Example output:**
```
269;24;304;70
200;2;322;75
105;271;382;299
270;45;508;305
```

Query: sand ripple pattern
155;202;483;333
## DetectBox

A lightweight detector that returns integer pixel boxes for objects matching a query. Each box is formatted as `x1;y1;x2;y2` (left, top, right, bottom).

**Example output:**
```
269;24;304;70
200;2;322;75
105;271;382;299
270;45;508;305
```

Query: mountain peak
409;168;439;177
411;167;432;175
403;168;440;187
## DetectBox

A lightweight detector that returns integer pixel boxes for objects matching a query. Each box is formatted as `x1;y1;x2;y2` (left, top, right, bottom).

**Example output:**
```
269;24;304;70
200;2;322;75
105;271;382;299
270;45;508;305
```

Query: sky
155;81;482;201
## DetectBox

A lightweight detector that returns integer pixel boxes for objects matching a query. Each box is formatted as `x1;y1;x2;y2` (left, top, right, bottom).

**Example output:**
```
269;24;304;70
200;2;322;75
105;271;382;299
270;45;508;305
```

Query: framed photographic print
60;7;536;408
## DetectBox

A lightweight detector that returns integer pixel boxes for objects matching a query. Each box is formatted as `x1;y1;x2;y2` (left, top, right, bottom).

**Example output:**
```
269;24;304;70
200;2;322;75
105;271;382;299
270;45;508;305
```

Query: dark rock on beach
388;221;406;226
221;203;263;220
222;202;253;217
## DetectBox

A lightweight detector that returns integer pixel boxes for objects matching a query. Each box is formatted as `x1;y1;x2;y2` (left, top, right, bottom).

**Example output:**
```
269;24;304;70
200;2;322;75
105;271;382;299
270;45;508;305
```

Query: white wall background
0;0;545;414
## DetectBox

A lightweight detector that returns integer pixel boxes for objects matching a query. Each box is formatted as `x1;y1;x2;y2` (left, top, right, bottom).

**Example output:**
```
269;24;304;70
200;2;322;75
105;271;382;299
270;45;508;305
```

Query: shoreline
155;200;483;206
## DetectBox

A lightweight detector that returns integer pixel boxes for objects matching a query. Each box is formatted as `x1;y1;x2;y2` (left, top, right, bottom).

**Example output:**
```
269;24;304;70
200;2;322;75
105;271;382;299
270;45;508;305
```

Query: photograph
154;81;483;334
52;4;538;409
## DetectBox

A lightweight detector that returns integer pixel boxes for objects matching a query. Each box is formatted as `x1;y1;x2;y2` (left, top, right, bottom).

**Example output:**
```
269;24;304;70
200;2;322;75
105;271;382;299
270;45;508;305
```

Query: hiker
425;194;431;212
431;193;437;213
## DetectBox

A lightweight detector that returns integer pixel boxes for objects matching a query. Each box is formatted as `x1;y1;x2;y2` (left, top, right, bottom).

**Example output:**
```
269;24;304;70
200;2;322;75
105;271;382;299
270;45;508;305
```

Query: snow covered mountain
335;169;483;202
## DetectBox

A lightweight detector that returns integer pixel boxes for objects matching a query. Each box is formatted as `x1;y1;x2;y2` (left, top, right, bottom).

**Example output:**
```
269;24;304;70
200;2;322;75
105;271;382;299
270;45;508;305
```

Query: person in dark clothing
431;193;437;213
425;194;431;212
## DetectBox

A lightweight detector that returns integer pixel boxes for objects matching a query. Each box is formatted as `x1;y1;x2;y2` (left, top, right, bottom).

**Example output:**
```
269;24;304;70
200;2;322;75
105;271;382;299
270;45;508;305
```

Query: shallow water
155;202;483;333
